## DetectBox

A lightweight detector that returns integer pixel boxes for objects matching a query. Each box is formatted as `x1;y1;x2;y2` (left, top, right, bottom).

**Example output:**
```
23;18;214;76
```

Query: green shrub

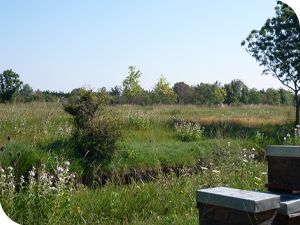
63;89;123;161
174;120;204;142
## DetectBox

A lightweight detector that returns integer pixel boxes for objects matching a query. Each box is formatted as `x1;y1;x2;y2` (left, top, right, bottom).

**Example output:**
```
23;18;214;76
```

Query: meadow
0;102;297;224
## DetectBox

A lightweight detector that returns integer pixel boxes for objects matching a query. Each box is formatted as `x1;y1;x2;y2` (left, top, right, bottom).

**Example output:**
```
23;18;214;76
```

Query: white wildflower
64;161;70;166
251;147;255;151
249;154;255;159
212;170;220;173
29;170;35;177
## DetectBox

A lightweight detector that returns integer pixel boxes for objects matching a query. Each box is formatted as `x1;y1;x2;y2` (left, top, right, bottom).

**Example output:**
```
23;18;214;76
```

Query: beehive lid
266;145;300;158
269;192;300;215
196;187;280;213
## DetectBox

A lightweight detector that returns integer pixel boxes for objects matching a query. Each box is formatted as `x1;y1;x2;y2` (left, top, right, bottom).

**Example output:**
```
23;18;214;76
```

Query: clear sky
1;0;300;93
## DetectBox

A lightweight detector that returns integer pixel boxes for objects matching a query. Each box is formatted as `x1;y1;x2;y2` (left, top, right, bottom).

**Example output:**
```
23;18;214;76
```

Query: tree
248;88;263;104
279;88;294;105
241;2;300;124
173;82;195;104
153;75;177;104
122;66;142;104
265;88;281;105
224;79;248;105
20;84;34;97
0;69;23;103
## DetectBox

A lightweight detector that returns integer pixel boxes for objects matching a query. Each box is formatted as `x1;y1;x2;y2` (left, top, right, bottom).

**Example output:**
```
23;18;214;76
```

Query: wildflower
0;147;4;152
255;177;262;181
11;161;16;167
227;142;230;147
255;182;258;185
243;159;248;163
222;163;224;166
17;152;22;157
65;161;70;166
7;136;11;141
260;172;267;175
9;151;13;157
215;167;219;169
249;154;255;159
77;207;80;210
210;163;212;166
216;175;219;177
287;133;290;138
180;191;183;194
57;166;64;172
29;170;35;177
7;167;13;171
297;125;300;128
251;147;255;151
284;137;286;141
201;167;208;171
212;170;220;173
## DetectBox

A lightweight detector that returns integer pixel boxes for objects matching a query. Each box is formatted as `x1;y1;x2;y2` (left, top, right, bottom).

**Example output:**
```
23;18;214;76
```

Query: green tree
122;66;142;104
241;2;300;124
153;75;177;104
279;88;294;105
248;88;263;104
265;88;281;105
0;69;23;103
224;79;248;105
20;84;34;97
173;82;195;104
213;81;227;105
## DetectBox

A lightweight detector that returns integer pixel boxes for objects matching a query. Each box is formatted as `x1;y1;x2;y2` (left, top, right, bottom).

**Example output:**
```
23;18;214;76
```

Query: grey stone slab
196;187;280;213
266;145;300;158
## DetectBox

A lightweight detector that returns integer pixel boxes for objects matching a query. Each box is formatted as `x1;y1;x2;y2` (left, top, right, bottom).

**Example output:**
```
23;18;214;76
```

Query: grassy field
0;102;296;224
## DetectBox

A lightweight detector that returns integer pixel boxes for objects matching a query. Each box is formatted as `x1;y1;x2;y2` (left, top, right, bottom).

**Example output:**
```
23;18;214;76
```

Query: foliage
124;109;158;129
248;88;263;104
173;82;195;104
224;79;248;105
19;84;34;97
122;66;142;104
196;81;227;105
152;75;177;104
242;1;300;124
0;69;23;103
264;88;281;105
63;89;123;161
174;120;204;141
0;158;76;224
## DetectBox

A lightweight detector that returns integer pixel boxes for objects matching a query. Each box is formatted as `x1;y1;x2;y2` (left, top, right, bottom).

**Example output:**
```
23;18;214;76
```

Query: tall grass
0;102;294;224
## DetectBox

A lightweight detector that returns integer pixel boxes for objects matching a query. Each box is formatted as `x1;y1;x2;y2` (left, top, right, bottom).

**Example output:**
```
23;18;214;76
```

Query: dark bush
63;89;123;161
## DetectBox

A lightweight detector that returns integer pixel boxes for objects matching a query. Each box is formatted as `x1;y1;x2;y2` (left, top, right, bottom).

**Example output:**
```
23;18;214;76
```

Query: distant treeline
16;79;294;106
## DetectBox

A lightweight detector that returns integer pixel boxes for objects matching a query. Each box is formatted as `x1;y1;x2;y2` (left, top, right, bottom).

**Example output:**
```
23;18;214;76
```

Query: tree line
0;68;295;107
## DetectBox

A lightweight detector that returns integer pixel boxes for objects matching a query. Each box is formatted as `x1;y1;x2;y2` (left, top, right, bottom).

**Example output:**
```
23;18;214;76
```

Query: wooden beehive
196;187;280;225
266;146;300;192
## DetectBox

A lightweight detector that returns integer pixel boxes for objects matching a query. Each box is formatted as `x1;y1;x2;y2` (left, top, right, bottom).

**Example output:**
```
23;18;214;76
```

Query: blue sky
1;0;300;93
